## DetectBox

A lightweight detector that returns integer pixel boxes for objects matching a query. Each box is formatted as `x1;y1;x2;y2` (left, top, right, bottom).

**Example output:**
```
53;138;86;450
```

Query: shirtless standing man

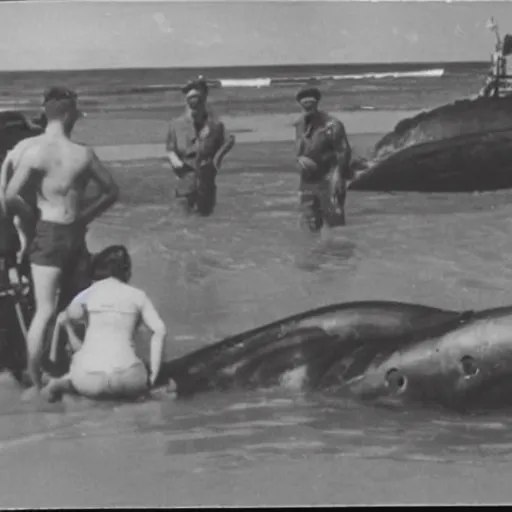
0;86;119;394
294;87;352;232
166;77;235;216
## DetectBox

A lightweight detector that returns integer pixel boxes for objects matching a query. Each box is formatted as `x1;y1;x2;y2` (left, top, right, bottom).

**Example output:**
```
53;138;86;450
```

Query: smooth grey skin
155;300;465;398
344;305;512;413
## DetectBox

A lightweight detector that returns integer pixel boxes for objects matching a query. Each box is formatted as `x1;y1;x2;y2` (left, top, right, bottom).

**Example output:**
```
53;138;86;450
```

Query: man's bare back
0;86;120;393
24;135;90;224
3;131;112;227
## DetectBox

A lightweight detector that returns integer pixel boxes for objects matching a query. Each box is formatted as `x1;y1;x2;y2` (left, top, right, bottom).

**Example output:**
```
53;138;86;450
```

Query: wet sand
3;108;512;507
75;109;415;161
2;436;512;507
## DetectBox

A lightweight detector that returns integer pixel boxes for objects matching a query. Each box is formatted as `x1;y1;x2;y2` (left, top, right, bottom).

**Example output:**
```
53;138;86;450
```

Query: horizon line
0;59;490;74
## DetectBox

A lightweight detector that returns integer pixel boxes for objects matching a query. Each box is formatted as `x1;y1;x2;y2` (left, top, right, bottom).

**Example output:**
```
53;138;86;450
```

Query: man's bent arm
331;122;352;170
213;125;235;169
0;152;13;215
4;152;36;225
1;141;32;194
165;123;185;172
1;152;34;260
0;151;14;194
77;148;119;226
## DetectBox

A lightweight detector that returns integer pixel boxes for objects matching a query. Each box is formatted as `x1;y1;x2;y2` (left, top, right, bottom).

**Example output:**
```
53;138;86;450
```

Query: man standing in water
0;86;119;396
165;77;235;216
294;87;352;232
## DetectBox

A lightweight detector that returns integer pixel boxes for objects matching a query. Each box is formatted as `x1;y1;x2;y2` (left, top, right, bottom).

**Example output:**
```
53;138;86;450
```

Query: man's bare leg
25;264;61;392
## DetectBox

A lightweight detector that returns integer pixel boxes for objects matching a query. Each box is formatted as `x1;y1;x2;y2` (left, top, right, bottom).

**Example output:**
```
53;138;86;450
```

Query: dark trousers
175;162;218;217
299;169;346;232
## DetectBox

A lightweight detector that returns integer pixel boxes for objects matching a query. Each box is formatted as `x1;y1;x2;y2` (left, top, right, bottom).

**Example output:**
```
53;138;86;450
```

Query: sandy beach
2;433;512;507
3;106;512;507
75;109;415;163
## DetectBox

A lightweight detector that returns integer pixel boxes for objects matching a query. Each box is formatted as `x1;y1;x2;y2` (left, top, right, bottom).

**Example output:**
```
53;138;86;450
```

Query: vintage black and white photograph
0;0;511;507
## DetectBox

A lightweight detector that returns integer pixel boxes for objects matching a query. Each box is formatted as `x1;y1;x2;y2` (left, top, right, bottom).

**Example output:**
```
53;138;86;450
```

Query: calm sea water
0;61;490;116
0;62;511;506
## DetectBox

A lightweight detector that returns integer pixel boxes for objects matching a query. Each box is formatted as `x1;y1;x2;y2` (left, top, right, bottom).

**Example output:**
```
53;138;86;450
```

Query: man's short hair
42;86;79;119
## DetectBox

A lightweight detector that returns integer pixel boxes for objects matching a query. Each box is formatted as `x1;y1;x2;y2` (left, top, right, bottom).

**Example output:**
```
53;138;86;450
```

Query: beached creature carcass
156;300;512;413
349;24;512;193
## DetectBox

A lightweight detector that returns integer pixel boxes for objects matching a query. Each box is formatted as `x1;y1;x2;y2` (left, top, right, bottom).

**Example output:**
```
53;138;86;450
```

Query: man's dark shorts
30;220;92;309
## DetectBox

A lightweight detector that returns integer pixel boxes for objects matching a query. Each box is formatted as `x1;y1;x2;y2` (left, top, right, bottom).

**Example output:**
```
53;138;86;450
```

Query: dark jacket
294;110;352;180
165;109;227;169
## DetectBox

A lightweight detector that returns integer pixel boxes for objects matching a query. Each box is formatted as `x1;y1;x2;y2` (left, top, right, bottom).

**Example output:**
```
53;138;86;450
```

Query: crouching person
41;245;167;402
294;86;352;232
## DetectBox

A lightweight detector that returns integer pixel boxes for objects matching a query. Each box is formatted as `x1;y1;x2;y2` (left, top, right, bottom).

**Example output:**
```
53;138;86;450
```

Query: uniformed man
294;87;352;232
165;78;235;216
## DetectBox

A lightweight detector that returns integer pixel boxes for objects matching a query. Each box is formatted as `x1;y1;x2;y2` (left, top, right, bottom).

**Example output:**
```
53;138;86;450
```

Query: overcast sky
0;1;511;70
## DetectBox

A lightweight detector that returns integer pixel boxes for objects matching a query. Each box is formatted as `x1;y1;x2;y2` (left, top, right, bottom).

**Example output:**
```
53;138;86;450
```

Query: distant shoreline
97;133;382;166
75;110;420;155
0;60;489;75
